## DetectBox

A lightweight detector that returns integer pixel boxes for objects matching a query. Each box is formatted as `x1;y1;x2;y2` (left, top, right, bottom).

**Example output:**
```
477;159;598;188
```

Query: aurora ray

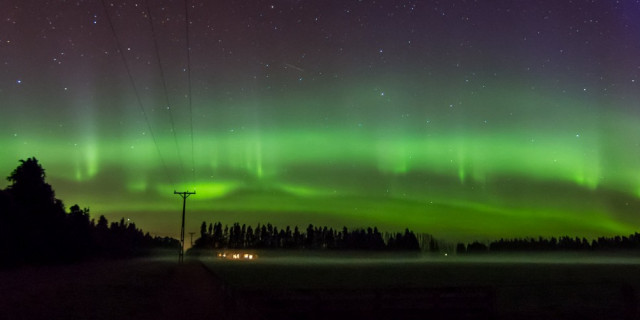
2;0;640;242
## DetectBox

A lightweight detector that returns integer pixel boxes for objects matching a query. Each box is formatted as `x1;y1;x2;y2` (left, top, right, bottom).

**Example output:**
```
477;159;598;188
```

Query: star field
2;0;640;241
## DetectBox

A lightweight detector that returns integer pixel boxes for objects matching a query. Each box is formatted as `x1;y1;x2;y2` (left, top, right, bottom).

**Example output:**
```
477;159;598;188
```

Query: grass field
0;257;227;320
202;252;640;319
3;253;640;319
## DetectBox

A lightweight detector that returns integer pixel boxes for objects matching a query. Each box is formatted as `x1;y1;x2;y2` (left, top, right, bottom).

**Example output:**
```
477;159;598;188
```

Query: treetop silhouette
1;157;179;267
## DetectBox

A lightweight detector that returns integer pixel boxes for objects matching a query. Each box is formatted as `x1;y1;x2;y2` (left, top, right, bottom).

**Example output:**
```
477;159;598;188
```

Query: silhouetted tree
4;158;65;262
466;241;488;254
0;158;180;266
63;205;93;259
293;226;302;248
200;222;207;239
306;224;315;248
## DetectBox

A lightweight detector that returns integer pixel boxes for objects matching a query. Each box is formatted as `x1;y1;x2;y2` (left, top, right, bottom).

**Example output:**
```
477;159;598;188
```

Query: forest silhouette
188;221;425;253
458;234;640;254
4;157;640;268
0;158;178;267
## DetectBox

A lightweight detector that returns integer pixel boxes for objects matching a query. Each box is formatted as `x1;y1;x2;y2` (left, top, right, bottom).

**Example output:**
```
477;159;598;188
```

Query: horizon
2;0;640;243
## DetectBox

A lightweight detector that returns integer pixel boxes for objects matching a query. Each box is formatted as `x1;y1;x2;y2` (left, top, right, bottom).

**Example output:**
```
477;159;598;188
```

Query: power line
143;0;186;184
100;0;175;186
184;0;196;188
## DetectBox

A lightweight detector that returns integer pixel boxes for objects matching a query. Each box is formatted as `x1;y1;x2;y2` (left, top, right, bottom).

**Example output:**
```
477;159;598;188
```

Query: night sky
2;0;640;242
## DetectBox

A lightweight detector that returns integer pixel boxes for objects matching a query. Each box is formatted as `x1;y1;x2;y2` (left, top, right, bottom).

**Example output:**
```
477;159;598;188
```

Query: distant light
217;252;257;260
16;79;21;84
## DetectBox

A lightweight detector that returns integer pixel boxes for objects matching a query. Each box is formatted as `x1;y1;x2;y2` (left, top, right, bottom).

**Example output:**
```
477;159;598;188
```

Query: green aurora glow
3;79;640;241
2;0;640;242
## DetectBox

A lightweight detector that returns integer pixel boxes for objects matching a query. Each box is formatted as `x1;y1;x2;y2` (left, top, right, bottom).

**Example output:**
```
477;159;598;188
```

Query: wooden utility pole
174;190;195;263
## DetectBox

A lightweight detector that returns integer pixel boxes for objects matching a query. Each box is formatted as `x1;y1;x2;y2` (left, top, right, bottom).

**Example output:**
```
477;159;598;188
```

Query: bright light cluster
217;252;256;260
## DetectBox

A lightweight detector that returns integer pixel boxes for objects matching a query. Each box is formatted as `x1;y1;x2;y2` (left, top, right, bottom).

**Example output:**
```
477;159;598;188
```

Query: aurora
2;0;640;242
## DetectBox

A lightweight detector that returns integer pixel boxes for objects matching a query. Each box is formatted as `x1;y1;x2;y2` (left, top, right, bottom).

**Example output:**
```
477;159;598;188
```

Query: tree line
0;158;179;267
457;234;640;254
188;221;432;252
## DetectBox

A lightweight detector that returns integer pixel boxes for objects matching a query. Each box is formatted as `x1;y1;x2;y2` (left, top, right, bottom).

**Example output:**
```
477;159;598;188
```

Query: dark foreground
2;254;640;319
0;257;226;320
203;253;640;320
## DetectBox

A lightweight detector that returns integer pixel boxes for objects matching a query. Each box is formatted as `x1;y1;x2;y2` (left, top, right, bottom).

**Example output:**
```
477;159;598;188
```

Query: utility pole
189;232;195;246
174;190;195;263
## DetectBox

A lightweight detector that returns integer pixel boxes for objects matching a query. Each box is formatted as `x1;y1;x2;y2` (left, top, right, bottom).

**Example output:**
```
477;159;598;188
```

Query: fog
201;250;640;266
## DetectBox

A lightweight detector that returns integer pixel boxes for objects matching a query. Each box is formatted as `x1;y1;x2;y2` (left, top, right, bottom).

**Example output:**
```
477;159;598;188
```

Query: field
202;252;640;319
0;257;226;320
3;253;640;319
